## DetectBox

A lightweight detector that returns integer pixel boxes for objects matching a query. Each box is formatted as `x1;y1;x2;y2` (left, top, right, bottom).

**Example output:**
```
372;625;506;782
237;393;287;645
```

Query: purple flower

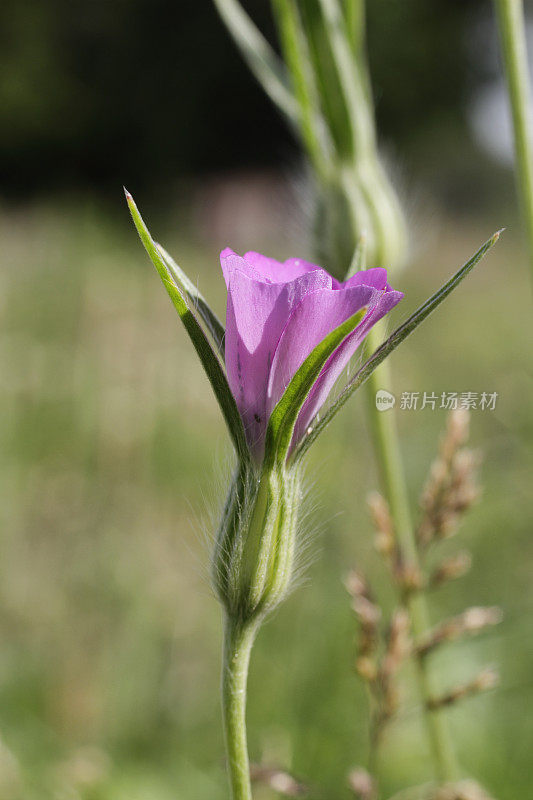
221;249;403;462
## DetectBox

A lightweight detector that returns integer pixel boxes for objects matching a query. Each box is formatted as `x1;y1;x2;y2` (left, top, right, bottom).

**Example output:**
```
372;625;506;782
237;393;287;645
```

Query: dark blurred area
1;0;486;199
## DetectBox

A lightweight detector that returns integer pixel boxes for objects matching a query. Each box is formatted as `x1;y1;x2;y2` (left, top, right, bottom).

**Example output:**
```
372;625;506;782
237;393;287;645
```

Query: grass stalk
364;327;458;783
494;0;533;285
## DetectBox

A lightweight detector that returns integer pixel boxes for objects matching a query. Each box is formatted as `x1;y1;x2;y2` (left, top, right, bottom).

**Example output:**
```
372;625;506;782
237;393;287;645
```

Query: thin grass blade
294;230;502;461
271;0;331;178
213;0;298;123
317;0;375;156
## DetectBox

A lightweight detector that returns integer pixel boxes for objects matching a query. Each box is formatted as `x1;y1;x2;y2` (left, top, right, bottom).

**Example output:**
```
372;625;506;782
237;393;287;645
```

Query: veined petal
335;267;389;291
225;267;332;458
243;251;324;283
221;247;263;287
220;247;405;462
292;288;404;443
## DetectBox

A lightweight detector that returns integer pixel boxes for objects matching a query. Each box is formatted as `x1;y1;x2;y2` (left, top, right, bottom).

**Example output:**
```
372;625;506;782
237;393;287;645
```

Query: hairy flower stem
364;327;458;783
222;615;259;800
494;0;533;286
214;461;302;799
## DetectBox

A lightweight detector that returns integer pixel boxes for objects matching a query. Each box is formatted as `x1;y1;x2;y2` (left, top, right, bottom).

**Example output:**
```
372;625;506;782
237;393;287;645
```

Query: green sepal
263;305;367;468
213;460;302;622
294;230;502;461
125;190;250;464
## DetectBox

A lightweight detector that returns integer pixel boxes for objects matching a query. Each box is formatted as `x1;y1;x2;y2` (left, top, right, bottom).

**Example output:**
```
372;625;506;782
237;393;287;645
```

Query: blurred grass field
1;195;532;800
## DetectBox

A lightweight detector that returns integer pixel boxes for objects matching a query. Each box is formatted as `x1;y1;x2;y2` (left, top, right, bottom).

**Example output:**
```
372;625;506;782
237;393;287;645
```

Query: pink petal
244;251;323;284
334;267;389;291
220;249;404;460
220;248;262;288
225;267;332;459
292;288;404;444
266;284;379;420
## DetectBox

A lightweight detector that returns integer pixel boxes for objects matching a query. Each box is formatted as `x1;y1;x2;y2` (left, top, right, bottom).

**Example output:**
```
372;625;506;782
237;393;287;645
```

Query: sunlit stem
494;0;533;286
364;324;458;783
343;0;365;56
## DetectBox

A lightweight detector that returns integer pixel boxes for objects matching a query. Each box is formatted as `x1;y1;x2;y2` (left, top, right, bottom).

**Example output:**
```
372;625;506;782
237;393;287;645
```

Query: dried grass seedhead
416;606;503;658
349;410;499;799
381;608;411;681
427;667;499;711
442;408;470;459
367;492;423;595
348;767;377;799
429;551;472;588
368;491;395;558
377;608;411;719
345;569;382;678
394;561;425;594
346;570;412;757
250;764;308;797
431;779;496;800
418;410;480;547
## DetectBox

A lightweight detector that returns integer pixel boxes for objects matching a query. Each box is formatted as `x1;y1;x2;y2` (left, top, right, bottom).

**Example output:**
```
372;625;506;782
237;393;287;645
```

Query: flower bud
212;462;302;622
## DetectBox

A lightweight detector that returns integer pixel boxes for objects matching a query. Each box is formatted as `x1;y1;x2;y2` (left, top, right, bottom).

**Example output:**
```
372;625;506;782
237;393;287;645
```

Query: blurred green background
1;1;533;799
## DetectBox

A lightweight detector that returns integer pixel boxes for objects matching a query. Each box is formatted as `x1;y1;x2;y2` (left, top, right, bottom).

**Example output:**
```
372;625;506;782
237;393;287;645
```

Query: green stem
272;0;331;182
343;0;365;56
494;0;533;285
222;615;259;800
364;329;458;783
